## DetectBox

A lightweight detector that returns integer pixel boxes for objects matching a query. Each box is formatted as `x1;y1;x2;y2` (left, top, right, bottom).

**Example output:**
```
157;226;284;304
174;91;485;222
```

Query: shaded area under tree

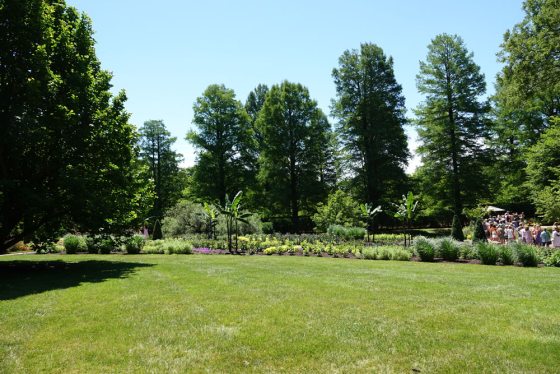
0;259;153;301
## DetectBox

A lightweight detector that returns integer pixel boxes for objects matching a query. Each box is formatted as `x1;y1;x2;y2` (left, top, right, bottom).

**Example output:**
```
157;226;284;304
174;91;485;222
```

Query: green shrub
125;235;145;254
451;214;464;241
143;239;192;255
414;236;436;262
458;242;477;260
438;238;460;261
85;236;99;254
152;220;163;240
543;250;560;267
512;243;540;267
472;219;487;242
476;242;499;265
327;225;365;240
499;245;516;265
63;234;86;254
390;247;412;261
262;222;274;234
98;237;114;254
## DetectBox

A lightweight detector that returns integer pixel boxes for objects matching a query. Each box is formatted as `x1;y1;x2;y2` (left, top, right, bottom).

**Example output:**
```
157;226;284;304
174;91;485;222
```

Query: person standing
534;225;542;246
522;225;533;244
505;225;515;244
552;226;560;248
540;228;551;247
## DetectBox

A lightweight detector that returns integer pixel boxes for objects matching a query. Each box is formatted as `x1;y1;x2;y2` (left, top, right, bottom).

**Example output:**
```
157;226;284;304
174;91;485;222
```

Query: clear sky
66;0;525;173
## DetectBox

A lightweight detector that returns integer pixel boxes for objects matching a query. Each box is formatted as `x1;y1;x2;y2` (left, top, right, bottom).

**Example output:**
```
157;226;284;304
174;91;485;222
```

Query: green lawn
1;255;559;373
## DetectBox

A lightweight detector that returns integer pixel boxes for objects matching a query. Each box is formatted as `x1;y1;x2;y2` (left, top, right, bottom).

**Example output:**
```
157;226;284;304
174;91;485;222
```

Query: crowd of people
482;212;560;247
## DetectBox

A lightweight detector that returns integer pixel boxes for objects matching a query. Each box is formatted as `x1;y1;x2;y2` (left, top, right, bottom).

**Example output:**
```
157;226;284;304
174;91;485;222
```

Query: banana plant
202;202;218;239
392;191;419;247
360;203;382;242
217;191;252;253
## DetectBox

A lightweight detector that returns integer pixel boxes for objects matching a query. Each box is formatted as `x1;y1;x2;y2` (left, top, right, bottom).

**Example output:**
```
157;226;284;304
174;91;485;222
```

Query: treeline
1;0;559;251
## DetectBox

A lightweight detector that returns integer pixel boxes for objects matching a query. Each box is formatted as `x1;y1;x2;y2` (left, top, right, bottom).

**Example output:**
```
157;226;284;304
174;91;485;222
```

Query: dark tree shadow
0;259;153;301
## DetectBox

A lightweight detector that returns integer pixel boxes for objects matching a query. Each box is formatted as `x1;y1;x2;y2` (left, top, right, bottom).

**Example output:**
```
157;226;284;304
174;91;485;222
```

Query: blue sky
66;0;525;172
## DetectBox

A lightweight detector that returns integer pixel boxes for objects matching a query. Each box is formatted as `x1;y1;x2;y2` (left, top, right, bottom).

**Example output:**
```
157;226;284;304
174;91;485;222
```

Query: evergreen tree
332;43;409;207
138;120;183;217
257;81;334;232
415;34;490;220
187;84;256;205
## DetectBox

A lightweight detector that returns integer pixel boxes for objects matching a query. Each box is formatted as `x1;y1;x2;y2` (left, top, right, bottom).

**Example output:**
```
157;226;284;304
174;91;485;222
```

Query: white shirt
553;230;560;247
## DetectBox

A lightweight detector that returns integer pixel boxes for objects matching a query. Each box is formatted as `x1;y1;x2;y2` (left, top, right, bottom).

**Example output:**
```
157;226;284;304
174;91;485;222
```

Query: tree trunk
446;67;462;219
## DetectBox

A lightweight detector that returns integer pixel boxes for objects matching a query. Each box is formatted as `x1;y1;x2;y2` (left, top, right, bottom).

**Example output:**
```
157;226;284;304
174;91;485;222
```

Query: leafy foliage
525;121;560;223
257;81;335;232
312;190;364;232
511;243;540;267
187;84;256;205
125;235;145;254
326;225;366;241
476;242;499;265
0;0;152;251
63;235;87;254
451;214;465;241
472;219;487;242
332;43;409;206
415;34;490;219
437;238;460;262
413;236;436;262
138;120;183;217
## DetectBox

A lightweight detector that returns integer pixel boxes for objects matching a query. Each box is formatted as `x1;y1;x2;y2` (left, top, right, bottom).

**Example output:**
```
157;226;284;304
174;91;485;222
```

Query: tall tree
0;0;151;251
257;81;333;232
187;84;255;205
415;34;489;221
489;0;560;210
331;43;409;207
138;120;183;218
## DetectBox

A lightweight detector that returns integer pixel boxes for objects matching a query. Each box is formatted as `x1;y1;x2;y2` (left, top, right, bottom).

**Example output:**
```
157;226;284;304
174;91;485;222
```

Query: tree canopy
0;0;150;251
332;43;409;207
414;34;489;221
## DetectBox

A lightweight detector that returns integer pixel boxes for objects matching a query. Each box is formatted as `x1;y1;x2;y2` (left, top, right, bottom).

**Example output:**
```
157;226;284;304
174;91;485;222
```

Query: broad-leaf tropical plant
393;192;419;247
217;191;252;253
360;203;382;242
202;202;218;239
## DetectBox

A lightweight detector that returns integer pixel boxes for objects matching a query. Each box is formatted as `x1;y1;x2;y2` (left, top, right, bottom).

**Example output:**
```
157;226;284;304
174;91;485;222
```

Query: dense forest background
1;0;559;251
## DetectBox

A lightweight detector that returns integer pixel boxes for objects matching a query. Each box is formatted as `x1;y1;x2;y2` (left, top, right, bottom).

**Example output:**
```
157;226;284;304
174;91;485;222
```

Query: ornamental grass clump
413;236;436;262
438;237;460;261
327;225;366;241
499;245;516;265
63;234;86;254
476;242;499;265
125;235;145;254
511;243;540;267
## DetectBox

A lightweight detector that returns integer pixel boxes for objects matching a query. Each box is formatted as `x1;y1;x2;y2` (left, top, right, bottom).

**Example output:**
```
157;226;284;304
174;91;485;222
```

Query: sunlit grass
1;255;559;373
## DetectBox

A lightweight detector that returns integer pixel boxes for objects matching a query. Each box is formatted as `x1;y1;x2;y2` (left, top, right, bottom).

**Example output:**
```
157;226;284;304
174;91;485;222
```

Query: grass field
1;254;559;373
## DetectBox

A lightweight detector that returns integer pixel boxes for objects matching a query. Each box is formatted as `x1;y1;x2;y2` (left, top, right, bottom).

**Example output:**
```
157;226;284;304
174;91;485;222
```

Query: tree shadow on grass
0;259;153;301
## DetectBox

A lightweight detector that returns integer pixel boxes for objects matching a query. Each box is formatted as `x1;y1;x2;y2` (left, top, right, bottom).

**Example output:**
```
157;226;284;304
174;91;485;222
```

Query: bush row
62;234;146;255
412;236;554;267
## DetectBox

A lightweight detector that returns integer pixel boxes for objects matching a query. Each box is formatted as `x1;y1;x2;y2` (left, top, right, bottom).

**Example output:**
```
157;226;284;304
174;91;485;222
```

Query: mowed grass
1;255;560;373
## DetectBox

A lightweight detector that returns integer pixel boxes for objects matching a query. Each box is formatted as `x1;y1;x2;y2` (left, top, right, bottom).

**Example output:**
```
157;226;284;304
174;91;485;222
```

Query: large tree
525;118;560;223
256;81;334;232
187;84;255;205
415;34;489;222
331;43;409;207
0;0;151;251
139;120;183;217
489;0;560;210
